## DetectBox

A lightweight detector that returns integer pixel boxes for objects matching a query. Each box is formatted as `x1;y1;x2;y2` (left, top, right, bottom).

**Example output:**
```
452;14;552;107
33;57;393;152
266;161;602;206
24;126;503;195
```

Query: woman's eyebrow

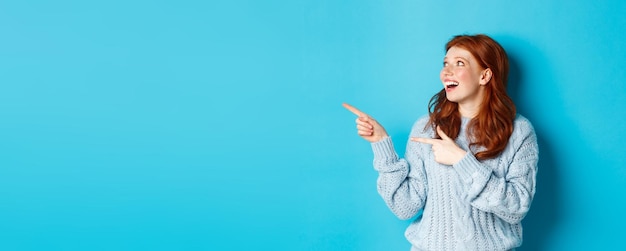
443;56;468;61
454;56;468;61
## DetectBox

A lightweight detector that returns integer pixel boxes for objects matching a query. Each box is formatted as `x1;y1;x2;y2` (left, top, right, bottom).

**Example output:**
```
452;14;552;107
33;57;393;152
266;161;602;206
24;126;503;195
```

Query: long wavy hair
427;34;516;160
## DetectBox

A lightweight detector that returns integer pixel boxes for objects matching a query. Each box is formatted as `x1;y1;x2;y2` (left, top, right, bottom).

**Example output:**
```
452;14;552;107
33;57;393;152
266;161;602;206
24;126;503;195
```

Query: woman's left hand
411;126;467;166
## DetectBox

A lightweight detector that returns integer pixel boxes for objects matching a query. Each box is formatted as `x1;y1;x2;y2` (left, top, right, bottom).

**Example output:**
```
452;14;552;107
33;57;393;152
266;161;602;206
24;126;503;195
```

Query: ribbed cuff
371;136;398;163
453;152;491;185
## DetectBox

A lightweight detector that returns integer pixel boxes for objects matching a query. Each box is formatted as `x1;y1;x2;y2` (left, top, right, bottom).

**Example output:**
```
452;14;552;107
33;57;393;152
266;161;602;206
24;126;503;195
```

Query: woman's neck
458;103;480;118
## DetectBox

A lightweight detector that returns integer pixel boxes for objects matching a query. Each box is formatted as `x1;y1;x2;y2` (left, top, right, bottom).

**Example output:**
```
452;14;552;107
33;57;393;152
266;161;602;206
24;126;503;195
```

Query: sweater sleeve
452;119;539;224
372;135;428;220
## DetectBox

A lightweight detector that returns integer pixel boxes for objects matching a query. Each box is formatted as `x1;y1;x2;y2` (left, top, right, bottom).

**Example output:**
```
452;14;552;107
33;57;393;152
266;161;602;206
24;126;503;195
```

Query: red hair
427;34;516;160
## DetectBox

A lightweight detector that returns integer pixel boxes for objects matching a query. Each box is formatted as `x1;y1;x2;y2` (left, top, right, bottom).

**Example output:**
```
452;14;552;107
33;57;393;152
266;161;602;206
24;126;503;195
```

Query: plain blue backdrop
1;0;625;250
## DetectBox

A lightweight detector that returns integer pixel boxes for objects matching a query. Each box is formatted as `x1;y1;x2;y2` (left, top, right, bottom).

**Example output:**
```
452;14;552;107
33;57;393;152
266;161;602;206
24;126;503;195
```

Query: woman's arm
453;120;539;224
372;127;429;220
344;103;429;220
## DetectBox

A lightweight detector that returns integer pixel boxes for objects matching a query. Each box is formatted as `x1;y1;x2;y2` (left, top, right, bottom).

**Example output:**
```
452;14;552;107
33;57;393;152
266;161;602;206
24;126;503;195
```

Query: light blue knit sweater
371;115;538;250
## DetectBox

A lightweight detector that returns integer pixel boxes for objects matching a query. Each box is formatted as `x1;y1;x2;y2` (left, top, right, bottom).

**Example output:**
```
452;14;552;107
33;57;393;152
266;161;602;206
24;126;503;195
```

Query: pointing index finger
342;103;367;117
411;137;438;145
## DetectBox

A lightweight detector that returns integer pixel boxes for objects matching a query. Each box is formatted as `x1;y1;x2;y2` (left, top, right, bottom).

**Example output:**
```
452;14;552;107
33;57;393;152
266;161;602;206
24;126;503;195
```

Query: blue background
1;0;625;250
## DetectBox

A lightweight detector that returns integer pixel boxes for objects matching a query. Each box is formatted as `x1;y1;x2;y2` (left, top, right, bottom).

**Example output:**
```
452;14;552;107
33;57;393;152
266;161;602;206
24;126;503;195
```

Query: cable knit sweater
371;115;538;251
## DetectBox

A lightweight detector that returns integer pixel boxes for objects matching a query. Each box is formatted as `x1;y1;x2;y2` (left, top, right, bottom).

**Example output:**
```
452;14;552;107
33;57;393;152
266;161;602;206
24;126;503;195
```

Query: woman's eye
443;62;448;67
456;61;465;66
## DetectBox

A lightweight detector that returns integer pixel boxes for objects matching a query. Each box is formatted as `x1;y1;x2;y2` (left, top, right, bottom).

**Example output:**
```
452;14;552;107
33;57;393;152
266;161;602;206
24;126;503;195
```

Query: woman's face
440;46;489;107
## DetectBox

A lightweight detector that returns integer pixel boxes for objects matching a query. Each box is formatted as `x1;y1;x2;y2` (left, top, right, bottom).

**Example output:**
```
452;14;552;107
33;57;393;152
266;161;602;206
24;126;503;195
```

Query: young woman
343;34;539;250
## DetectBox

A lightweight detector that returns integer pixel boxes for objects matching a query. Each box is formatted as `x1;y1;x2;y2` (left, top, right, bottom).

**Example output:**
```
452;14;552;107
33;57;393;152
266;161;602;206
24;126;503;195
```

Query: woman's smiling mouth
445;81;459;91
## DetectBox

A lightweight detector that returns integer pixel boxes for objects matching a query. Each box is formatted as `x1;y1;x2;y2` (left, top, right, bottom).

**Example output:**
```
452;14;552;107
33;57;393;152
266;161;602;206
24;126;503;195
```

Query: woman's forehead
444;46;473;59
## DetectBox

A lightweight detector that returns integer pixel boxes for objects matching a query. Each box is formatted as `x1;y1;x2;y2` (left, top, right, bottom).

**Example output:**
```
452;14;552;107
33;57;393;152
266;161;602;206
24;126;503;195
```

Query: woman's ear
480;68;492;86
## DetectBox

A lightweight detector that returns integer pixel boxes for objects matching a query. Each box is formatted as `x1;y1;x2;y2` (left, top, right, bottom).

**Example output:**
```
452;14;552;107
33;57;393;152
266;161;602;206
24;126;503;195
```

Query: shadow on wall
502;37;561;251
521;133;560;250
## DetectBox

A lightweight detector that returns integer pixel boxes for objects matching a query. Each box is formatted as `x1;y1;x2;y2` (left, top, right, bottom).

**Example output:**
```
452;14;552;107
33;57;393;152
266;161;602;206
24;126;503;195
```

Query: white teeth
445;81;459;86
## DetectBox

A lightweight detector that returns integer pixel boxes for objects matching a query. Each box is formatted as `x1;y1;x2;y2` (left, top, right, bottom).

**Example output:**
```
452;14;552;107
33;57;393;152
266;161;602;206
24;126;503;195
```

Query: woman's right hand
343;103;389;143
